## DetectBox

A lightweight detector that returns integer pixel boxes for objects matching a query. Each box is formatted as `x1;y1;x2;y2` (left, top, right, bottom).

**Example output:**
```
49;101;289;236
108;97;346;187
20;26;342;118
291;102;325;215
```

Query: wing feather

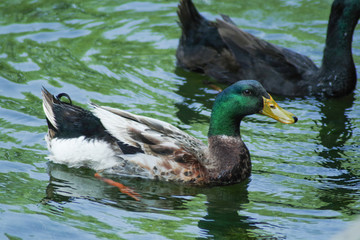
91;104;206;159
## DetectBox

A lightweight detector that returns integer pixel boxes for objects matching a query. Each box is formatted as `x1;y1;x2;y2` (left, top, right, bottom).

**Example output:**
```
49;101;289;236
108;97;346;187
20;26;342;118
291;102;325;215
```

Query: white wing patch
91;105;189;149
96;105;183;134
91;106;147;148
92;104;207;163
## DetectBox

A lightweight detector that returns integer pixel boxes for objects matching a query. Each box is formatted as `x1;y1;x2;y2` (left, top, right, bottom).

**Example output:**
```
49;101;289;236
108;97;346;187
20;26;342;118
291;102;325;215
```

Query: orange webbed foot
95;173;141;201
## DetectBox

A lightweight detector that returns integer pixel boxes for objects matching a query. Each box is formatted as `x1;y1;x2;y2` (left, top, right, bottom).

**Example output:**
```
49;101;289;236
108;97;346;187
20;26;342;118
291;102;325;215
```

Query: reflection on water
198;183;257;239
0;0;359;239
315;95;359;216
45;163;272;239
174;67;216;126
317;94;354;160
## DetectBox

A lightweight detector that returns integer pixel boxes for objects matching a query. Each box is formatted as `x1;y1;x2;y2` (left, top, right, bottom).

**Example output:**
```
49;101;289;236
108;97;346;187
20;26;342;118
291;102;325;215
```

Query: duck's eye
243;89;252;96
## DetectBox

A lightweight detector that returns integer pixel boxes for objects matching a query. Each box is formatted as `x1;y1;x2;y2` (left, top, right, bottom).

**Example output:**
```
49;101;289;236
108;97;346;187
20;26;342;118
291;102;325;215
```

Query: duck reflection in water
44;163;273;239
173;68;218;126
317;95;354;161
315;94;359;212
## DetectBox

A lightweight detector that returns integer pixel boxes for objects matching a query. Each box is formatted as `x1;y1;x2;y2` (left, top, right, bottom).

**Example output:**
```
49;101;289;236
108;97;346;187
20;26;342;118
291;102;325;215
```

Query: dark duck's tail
177;0;204;37
176;0;228;72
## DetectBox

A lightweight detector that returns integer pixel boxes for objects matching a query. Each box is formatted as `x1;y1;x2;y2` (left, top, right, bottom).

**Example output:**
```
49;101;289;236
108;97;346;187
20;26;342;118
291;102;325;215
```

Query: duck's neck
206;104;251;184
208;110;241;137
319;1;359;96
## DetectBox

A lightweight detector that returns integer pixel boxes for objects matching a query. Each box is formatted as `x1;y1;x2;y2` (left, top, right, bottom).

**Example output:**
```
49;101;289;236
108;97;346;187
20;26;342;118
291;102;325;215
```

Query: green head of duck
208;80;297;137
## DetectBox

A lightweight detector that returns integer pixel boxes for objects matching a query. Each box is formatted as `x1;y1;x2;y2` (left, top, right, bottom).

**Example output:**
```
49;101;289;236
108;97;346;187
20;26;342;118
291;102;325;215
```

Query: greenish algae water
0;0;359;239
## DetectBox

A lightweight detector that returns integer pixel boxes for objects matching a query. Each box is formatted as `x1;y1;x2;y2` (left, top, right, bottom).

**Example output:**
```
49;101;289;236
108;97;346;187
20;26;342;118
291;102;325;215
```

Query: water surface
0;0;359;239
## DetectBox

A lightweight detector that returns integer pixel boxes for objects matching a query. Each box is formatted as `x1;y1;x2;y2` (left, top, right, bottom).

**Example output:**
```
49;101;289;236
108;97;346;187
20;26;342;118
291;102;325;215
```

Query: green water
0;0;359;239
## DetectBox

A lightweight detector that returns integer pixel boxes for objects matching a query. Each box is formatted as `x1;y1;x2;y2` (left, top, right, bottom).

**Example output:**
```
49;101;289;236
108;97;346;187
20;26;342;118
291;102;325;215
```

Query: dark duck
42;81;296;186
176;0;360;97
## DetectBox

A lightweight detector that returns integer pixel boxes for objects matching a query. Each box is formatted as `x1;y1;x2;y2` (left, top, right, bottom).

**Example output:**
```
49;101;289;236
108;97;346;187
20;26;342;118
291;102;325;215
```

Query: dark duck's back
176;0;360;97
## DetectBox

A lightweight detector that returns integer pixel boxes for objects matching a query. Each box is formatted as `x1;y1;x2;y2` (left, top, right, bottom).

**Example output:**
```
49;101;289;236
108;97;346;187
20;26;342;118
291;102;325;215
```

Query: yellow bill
259;94;297;124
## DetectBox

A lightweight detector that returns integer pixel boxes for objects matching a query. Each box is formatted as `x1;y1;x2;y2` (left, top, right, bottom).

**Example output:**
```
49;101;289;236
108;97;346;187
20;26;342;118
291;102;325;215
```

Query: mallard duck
42;80;297;186
176;0;360;97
